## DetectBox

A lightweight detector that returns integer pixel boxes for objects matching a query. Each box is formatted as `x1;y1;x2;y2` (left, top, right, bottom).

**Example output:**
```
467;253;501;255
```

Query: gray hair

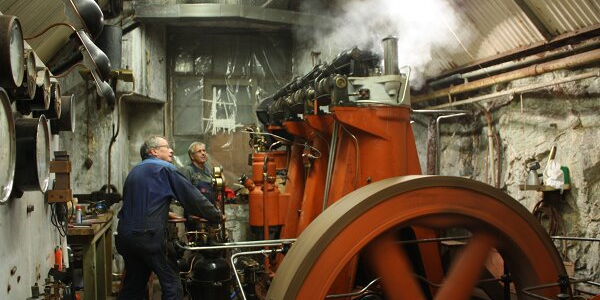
140;135;168;159
187;141;206;159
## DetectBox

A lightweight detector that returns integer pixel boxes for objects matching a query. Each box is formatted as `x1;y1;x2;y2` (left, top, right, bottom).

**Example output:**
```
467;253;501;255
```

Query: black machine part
188;256;232;300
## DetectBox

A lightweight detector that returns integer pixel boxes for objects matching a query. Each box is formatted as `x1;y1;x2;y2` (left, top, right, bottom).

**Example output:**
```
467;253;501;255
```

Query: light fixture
25;23;114;103
0;15;24;89
14;114;50;193
0;88;16;203
62;0;104;39
77;29;111;80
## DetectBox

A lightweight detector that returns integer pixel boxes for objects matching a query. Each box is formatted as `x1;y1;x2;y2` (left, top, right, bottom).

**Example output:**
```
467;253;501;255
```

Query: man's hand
168;212;183;219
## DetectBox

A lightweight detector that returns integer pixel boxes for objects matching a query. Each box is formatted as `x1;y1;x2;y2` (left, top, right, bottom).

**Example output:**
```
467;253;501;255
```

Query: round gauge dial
36;115;50;192
24;50;36;99
0;88;16;202
48;80;61;119
30;68;51;111
15;115;51;192
50;94;75;135
0;15;24;88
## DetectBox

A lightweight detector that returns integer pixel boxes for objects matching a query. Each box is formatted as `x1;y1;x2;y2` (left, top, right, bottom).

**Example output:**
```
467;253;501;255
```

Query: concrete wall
0;178;65;299
0;22;168;299
121;24;168;104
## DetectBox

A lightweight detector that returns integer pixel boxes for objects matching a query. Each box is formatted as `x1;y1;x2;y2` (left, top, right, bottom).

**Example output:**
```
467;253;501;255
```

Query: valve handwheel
267;176;567;300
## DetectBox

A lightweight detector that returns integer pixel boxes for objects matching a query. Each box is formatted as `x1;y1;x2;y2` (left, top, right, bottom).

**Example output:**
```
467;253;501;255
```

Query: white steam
296;0;469;88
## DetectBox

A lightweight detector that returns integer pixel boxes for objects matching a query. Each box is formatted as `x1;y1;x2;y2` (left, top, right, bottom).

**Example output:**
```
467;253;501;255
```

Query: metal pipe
474;104;498;188
176;238;296;251
436;113;469;175
413;109;471;114
340;124;360;189
522;277;592;300
427;71;598;109
551;236;600;242
382;36;399;75
230;248;284;300
322;120;340;211
395;235;472;245
325;278;380;299
429;38;600;88
413;48;600;103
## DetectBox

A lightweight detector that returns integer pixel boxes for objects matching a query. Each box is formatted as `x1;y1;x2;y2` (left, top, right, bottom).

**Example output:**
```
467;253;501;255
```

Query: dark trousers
116;229;182;300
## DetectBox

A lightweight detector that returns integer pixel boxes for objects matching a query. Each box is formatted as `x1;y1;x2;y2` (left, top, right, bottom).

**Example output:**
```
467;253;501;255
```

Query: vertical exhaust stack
382;36;399;75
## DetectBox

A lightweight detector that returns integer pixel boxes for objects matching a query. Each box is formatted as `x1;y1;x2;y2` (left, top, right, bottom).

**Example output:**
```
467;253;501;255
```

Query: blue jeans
116;229;182;300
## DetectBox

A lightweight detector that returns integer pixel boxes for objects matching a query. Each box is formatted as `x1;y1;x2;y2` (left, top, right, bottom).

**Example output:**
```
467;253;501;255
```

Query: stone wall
413;68;600;284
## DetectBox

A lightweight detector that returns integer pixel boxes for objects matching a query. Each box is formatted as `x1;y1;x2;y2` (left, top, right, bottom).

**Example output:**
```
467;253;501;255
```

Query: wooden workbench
67;211;114;300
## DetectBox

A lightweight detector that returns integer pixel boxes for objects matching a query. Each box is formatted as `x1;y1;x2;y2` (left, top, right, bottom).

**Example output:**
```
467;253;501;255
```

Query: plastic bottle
76;205;83;224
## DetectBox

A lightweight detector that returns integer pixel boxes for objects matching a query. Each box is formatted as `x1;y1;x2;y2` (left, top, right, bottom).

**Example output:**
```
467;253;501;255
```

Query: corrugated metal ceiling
431;0;600;77
0;0;598;77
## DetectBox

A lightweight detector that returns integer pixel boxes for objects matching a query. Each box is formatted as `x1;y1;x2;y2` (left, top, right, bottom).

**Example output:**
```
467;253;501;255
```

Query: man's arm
166;169;222;223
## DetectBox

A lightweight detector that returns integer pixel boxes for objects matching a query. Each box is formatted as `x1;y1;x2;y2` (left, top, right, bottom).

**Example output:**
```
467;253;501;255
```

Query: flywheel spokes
266;176;567;300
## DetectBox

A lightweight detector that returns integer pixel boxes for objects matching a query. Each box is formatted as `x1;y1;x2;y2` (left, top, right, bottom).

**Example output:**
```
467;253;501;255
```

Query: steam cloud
296;0;470;88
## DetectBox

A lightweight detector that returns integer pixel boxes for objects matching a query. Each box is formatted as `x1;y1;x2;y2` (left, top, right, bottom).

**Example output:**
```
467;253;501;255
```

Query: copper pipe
475;104;501;188
428;71;598;109
413;48;600;103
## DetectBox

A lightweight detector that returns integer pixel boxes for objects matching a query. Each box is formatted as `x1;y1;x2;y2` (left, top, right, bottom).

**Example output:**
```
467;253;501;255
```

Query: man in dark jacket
116;135;222;300
180;141;215;204
179;141;219;231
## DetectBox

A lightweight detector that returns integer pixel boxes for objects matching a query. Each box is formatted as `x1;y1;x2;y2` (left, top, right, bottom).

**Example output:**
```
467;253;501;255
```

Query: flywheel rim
266;175;567;300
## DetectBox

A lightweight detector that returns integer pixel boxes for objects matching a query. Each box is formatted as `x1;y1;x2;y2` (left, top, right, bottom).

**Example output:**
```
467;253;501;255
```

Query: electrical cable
50;203;68;237
532;192;565;236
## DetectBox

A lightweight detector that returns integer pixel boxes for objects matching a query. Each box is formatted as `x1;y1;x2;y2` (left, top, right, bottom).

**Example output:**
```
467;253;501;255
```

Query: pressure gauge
23;49;37;99
33;79;61;119
0;88;16;203
49;79;62;119
31;67;51;110
35;115;50;192
0;15;24;88
15;115;50;192
50;94;75;135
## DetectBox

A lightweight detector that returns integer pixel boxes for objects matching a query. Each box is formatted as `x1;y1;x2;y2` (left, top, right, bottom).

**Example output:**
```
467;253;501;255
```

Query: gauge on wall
0;15;24;89
50;94;75;135
0;88;16;203
11;49;37;101
14;115;50;193
19;67;51;115
32;67;51;110
49;80;62;119
35;79;62;119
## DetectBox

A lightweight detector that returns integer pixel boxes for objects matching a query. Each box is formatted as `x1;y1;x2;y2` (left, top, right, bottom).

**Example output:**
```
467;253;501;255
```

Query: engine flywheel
267;175;568;300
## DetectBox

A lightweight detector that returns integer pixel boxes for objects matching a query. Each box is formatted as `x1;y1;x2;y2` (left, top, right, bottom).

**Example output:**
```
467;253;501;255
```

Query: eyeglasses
155;144;172;150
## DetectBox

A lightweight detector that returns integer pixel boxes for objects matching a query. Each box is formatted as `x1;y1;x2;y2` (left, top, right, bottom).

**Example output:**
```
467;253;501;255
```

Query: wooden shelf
519;184;571;192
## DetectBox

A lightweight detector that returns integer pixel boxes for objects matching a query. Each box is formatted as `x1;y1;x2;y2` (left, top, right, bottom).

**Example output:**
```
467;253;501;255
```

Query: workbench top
67;211;114;244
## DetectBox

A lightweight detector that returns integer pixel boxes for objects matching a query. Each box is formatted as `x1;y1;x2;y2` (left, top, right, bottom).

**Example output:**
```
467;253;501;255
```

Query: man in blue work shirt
116;135;223;300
